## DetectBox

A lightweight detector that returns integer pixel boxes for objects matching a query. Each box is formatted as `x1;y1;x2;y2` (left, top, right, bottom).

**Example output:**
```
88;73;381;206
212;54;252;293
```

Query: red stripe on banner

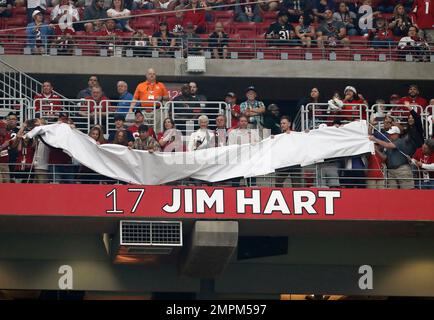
0;184;433;221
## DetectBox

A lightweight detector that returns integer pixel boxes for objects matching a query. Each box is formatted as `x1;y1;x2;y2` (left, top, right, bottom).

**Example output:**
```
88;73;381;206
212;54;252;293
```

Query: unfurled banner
27;121;374;185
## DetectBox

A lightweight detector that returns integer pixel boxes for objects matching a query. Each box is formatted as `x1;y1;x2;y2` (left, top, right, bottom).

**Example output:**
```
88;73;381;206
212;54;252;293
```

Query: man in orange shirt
129;68;169;134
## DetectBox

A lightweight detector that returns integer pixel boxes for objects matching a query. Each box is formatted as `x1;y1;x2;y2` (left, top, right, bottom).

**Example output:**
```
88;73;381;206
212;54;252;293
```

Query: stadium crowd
0;68;433;189
0;1;432;58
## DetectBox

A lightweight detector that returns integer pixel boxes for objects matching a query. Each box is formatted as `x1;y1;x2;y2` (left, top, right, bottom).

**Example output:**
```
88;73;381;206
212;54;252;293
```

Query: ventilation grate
120;221;182;247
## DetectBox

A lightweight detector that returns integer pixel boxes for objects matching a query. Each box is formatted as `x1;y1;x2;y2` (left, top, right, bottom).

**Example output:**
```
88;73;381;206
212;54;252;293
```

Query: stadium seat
4;16;27;28
232;22;257;39
256;22;269;36
11;6;27;16
348;36;369;48
211;10;235;22
261;11;277;24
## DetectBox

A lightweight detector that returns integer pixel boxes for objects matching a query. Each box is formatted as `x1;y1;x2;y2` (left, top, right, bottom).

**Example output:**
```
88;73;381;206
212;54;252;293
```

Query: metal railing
0;97;29;125
302;103;369;130
0;34;432;62
1;163;432;189
426;105;433;139
0;58;68;102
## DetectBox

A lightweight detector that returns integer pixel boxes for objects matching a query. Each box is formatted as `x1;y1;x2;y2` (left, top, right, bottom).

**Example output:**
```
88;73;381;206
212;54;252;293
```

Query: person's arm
369;135;396;149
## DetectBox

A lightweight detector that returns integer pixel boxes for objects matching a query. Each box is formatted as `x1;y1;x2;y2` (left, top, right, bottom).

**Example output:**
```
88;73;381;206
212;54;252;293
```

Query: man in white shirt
187;115;215;152
228;115;260;146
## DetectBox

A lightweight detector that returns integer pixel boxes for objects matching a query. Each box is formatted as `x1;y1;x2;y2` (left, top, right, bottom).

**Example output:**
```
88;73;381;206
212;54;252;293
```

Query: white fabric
27;0;47;9
51;4;80;22
27;121;374;185
187;128;215;152
228;128;260;145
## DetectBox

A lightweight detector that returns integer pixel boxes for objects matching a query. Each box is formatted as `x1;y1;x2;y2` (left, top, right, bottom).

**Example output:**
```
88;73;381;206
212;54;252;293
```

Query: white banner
28;121;374;185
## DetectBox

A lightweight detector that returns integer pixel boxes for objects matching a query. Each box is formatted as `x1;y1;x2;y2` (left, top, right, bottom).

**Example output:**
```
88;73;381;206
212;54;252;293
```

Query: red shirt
184;7;206;31
399;96;428;113
167;17;187;34
128;124;156;140
34;93;62;112
413;147;434;178
411;0;434;30
48;146;72;165
231;104;241;128
367;152;385;179
82;96;110;113
341;98;367;121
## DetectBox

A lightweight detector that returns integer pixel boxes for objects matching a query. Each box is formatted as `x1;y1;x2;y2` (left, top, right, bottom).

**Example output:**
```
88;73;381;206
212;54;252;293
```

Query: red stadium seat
261;11;277;24
131;9;163;21
256;22;269;36
232;22;257;39
4;16;27;28
211;10;234;22
11;6;27;16
348;35;369;48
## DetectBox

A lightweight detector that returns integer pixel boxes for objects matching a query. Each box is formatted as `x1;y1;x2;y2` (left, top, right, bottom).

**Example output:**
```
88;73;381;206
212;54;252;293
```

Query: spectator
281;0;310;23
399;84;428;113
157;118;183;152
317;9;350;48
235;0;262;23
239;86;266;130
265;11;298;46
370;106;423;189
366;143;386;189
225;92;241;128
77;75;100;99
411;0;434;43
181;22;204;57
184;0;208;33
133;0;155;9
228;115;260;145
398;26;430;62
356;0;381;36
411;139;434;189
0;0;13;18
129;68;169;133
5;112;19;180
209;22;229;59
108;114;134;143
187;115;215;151
26;10;54;55
78;126;105;183
112;130;130;146
341;153;368;188
84;0;108;32
81;86;110;123
0;121;11;182
259;0;280;13
167;8;186;37
51;0;80;29
369;16;394;48
27;0;46;24
173;83;199;126
295;12;316;47
96;18;124;56
341;86;367;122
152;22;177;58
12;120;36;182
296;87;324;130
333;2;358;36
132;124;161;152
51;23;76;56
312;0;334;22
214;114;229;147
127;29;152;57
115;80;134;114
154;0;177;10
389;3;412;37
107;0;134;32
262;104;281;136
34;81;62;120
189;82;207;102
127;110;152;139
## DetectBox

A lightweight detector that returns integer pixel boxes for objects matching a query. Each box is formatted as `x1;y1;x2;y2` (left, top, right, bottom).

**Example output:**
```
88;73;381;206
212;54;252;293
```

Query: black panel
237;236;288;260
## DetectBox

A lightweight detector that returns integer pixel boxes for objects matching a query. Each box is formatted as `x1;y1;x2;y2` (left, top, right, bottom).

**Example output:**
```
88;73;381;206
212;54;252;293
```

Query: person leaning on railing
26;10;54;55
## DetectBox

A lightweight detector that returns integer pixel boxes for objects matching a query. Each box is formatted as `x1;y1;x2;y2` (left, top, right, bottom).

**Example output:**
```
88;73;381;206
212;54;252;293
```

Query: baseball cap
134;109;143;116
114;114;126;122
32;10;42;18
387;126;401;135
344;86;357;94
246;86;256;94
226;92;236;98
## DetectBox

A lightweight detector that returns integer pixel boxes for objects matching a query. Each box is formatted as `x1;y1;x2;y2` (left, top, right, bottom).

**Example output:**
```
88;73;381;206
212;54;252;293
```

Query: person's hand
128;146;133;150
148;149;154;153
368;135;376;142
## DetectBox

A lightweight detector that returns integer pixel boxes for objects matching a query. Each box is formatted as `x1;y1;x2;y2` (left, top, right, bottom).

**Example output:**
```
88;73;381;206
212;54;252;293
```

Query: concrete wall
3;55;434;80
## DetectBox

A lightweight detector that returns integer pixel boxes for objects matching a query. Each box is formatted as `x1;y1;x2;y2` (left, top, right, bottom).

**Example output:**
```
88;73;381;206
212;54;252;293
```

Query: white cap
32;10;42;18
344;86;357;95
387;126;401;135
318;123;328;129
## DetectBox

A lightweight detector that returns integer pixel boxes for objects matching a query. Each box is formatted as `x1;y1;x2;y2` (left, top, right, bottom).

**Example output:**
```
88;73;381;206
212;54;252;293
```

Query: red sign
0;184;433;221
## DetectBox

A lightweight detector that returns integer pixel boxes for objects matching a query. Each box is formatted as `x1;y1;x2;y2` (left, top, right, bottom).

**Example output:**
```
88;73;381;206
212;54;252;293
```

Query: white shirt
107;8;131;19
187;128;215;152
228;128;260;145
27;0;47;9
51;4;80;23
34;139;50;170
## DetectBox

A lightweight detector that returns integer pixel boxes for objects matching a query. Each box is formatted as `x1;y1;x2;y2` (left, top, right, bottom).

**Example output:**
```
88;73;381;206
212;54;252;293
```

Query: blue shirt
26;23;54;49
117;92;134;113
